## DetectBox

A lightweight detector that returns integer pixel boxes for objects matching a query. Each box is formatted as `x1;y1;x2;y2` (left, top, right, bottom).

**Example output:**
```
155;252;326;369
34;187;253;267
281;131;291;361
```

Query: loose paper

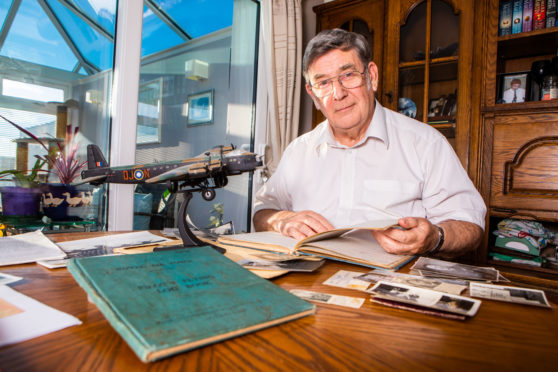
0;286;81;347
0;272;23;285
0;230;65;266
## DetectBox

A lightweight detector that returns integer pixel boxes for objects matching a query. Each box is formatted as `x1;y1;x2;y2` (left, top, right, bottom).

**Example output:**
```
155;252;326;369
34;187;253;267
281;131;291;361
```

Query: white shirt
254;101;486;229
502;87;525;103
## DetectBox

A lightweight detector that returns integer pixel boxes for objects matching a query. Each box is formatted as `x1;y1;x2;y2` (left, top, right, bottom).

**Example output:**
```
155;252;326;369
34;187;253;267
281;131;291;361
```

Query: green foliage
0;114;86;185
208;202;224;228
0;158;46;188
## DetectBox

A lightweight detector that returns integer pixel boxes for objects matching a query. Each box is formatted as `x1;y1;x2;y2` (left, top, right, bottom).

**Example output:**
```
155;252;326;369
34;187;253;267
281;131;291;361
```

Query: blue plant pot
0;186;42;216
41;183;99;221
41;183;79;221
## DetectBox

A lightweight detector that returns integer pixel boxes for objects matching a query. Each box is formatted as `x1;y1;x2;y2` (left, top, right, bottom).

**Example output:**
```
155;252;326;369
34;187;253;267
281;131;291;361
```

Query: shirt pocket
361;179;421;210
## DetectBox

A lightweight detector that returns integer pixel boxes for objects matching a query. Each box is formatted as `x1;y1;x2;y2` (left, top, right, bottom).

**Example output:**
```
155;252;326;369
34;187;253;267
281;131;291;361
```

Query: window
134;0;260;233
0;0;259;235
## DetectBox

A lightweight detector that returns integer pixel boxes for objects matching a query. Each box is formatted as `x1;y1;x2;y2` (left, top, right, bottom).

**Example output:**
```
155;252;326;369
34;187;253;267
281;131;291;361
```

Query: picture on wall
497;72;529;104
187;90;214;126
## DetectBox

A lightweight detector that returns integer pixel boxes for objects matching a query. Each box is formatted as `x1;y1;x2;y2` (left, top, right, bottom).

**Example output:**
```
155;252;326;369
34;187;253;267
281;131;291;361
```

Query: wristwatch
428;225;444;255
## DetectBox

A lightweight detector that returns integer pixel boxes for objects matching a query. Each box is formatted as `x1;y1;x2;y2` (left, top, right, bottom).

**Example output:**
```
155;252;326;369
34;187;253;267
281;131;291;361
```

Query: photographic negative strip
369;281;481;317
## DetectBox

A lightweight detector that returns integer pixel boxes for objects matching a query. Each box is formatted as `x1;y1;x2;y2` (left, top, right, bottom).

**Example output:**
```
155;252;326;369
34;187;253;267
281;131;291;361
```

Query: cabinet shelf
498;26;558;42
488;259;558;277
498;27;558;59
428;122;455;138
399;56;458;69
490;208;558;222
483;99;558;113
400;59;458;85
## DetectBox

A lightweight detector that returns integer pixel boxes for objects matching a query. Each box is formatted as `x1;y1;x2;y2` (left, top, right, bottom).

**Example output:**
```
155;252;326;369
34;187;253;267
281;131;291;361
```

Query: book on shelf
499;1;513;36
215;219;414;270
67;246;315;362
426;115;455;124
533;0;546;30
427;120;452;125
494;235;541;256
512;0;524;34
522;0;534;32
489;251;544;267
547;0;557;27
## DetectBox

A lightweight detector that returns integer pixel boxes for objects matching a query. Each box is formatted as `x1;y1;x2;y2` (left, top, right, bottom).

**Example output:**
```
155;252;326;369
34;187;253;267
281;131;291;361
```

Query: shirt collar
315;100;389;153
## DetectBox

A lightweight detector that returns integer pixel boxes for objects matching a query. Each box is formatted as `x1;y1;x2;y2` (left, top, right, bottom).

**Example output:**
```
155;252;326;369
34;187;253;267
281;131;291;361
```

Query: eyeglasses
310;70;367;98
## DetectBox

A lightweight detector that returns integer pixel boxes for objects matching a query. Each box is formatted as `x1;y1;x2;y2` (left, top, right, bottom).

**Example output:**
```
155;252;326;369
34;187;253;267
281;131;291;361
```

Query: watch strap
428;225;444;255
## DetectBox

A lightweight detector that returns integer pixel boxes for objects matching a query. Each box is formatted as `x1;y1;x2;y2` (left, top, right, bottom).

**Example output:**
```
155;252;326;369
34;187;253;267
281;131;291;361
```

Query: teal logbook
67;246;315;362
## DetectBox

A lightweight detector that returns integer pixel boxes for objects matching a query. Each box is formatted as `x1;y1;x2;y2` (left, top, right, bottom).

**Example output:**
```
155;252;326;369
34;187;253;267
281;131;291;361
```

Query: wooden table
1;232;558;371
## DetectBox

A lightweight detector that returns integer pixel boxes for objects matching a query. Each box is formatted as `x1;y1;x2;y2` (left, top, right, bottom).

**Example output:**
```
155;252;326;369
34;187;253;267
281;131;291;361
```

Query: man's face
511;83;520;90
305;49;378;137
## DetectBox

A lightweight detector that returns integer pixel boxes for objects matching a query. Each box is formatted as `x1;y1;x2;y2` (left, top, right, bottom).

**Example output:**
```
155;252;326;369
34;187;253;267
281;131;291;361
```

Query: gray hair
302;29;371;84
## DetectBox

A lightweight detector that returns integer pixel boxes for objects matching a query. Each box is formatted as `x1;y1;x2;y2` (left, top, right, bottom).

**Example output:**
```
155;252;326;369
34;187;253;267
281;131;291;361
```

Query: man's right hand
253;209;334;240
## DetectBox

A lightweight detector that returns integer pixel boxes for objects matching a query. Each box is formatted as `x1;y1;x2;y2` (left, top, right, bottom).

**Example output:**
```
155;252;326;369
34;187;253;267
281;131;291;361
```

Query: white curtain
261;0;303;174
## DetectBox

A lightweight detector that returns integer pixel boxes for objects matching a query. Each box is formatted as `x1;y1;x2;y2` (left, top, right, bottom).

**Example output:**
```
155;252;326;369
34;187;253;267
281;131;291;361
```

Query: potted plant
0;114;89;220
0;158;46;217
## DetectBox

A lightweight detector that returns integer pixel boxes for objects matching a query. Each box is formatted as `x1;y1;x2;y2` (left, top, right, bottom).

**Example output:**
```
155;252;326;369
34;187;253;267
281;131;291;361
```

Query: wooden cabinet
313;0;474;167
383;0;474;168
472;0;558;277
312;0;385;128
311;0;558;276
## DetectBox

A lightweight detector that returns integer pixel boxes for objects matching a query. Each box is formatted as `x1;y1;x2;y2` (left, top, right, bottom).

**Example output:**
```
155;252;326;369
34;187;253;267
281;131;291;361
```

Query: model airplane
81;144;262;201
81;144;261;248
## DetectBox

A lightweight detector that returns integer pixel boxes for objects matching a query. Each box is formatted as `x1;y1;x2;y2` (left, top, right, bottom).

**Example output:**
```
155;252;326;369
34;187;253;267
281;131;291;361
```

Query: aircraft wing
145;159;223;184
194;145;235;158
145;164;193;183
76;174;107;185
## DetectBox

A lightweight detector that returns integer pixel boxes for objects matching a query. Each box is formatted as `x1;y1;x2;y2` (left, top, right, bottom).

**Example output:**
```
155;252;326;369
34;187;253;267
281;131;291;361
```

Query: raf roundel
134;169;145;181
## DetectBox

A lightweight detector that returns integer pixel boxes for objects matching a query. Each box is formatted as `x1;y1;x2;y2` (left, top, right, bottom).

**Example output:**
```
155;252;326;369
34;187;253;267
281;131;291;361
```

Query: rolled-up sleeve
421;136;487;229
253;148;293;214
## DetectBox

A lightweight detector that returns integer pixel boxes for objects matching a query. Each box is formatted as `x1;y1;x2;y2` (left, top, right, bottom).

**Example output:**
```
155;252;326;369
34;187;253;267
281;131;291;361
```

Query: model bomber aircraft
80;144;262;201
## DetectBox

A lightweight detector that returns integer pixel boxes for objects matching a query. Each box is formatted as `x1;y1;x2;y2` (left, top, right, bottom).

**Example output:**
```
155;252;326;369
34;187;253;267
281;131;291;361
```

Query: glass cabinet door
398;0;459;139
313;0;385;128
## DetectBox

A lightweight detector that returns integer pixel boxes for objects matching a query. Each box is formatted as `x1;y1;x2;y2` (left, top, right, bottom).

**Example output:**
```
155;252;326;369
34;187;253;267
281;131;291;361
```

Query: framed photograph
497;72;529;104
187;90;214;126
427;93;457;120
427;97;446;118
137;78;162;144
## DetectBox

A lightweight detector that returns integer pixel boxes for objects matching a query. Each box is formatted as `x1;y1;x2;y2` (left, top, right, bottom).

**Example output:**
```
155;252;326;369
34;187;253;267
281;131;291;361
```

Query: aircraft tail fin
87;144;108;169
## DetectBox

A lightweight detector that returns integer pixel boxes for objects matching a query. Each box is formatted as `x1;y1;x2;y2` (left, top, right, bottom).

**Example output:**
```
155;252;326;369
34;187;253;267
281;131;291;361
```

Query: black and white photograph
358;269;467;295
435;295;476;313
469;282;551;308
369;281;481;317
411;257;500;281
290;289;365;309
371;282;419;302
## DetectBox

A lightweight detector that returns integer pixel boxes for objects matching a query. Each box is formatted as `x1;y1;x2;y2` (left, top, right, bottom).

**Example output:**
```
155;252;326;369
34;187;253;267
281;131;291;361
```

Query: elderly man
253;29;486;258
